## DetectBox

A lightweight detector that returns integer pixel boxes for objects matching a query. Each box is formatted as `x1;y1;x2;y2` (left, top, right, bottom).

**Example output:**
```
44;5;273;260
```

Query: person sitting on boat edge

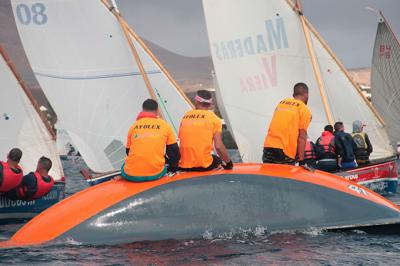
179;90;233;171
315;125;338;172
351;120;373;166
0;148;23;193
334;122;357;170
6;156;54;201
263;82;312;166
121;99;180;182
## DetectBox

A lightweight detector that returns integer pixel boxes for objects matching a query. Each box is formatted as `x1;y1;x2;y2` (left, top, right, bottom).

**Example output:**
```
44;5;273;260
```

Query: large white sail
203;0;393;162
0;48;63;180
371;14;400;149
12;0;192;172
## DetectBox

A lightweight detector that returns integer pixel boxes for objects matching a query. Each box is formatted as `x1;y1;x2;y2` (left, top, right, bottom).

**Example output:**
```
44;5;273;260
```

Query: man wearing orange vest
263;83;312;165
122;99;180;181
179;90;233;171
0;148;23;193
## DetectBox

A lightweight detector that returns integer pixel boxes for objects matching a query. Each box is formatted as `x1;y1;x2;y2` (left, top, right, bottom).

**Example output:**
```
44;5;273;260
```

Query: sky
117;0;400;69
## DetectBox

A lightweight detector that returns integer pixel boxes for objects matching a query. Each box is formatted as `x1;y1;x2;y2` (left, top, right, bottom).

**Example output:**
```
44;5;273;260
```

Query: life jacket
304;140;316;161
351;132;369;163
316;131;336;160
17;172;54;200
0;161;23;193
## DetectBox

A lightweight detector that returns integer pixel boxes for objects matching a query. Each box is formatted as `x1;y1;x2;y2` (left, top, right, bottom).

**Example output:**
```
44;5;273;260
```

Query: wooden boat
11;0;193;181
203;0;398;193
0;46;65;223
2;164;400;247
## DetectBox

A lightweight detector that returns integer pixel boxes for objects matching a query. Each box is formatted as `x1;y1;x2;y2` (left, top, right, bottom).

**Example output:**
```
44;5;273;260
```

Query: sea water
1;157;400;265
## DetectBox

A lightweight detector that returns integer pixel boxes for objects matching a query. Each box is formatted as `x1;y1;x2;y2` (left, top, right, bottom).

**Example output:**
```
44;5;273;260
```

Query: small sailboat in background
0;46;65;223
370;9;400;151
203;0;398;193
11;0;193;185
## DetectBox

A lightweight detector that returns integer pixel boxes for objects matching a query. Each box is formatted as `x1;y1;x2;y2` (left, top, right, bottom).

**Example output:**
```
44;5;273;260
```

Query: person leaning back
122;99;180;182
263;83;312;165
179;90;233;171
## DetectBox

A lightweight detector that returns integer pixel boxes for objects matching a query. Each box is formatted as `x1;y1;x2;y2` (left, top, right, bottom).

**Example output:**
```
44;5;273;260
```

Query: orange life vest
0;161;23;193
31;172;54;199
304;141;316;160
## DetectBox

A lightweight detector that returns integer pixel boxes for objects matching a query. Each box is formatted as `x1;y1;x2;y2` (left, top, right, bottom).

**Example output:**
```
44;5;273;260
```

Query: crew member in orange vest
122;99;180;182
0;148;23;193
179;90;233;171
6;156;54;201
263;83;312;165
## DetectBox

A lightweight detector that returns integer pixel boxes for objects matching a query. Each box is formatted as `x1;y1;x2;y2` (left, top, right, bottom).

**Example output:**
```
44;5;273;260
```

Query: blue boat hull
0;182;65;224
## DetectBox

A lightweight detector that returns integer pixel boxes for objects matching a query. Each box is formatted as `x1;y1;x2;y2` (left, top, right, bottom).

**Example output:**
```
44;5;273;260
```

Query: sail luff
303;17;386;126
294;0;334;125
105;3;164;118
380;11;400;48
121;19;195;109
0;46;56;140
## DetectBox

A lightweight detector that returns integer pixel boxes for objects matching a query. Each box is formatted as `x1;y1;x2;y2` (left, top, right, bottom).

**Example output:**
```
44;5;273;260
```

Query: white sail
371;15;400;149
203;0;393;162
308;26;393;159
0;48;63;180
12;0;192;172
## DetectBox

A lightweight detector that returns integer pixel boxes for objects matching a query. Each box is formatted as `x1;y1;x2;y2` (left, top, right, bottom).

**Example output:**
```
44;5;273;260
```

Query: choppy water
1;157;400;265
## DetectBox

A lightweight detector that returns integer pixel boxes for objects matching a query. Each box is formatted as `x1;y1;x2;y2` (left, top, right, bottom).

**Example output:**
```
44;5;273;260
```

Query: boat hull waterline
1;164;400;247
0;182;65;224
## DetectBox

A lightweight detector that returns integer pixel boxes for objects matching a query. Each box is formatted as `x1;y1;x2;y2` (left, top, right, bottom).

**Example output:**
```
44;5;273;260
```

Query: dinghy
1;164;400;247
371;10;400;150
11;0;193;181
0;46;65;223
203;0;398;193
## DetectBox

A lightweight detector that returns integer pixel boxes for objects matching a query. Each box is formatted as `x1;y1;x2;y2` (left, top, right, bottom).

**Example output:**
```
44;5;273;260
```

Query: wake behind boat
1;164;400;247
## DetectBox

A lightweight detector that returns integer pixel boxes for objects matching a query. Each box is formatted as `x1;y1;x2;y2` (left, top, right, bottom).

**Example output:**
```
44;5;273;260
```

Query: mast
121;19;195;109
294;0;334;125
104;0;163;118
0;46;56;140
303;16;386;126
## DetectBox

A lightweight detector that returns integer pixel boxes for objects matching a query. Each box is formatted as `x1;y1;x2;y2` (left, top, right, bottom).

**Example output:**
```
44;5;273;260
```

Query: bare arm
213;132;231;163
297;129;307;161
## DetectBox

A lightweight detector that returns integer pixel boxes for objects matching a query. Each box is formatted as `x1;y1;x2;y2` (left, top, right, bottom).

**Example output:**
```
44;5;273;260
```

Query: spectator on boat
352;120;373;166
122;99;180;182
334;122;357;170
179;90;233;171
303;138;317;168
263;83;312;165
315;125;338;172
6;156;54;201
0;148;23;193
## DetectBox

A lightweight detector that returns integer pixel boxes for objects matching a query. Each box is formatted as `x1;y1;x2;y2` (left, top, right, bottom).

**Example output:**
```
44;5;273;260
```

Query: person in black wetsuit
334;122;357;170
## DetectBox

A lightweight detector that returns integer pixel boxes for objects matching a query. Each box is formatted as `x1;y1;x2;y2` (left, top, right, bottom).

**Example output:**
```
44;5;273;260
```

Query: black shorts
180;155;222;172
262;148;295;165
